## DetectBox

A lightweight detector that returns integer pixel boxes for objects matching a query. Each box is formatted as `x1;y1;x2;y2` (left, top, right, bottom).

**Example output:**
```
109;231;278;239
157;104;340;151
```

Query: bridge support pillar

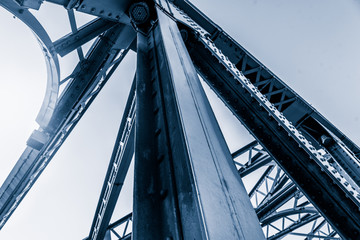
133;8;265;240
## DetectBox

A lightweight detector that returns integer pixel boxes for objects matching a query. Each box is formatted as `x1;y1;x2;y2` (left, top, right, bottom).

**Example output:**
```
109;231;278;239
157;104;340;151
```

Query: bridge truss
0;0;359;239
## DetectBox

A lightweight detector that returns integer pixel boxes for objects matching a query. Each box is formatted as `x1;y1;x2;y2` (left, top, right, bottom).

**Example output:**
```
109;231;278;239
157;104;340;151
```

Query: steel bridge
0;0;359;239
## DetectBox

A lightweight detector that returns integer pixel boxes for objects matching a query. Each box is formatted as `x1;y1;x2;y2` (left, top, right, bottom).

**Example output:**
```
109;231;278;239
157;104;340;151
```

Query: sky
0;0;359;239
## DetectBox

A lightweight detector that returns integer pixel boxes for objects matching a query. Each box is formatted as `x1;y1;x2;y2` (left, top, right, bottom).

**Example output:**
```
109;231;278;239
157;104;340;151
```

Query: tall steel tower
0;0;359;239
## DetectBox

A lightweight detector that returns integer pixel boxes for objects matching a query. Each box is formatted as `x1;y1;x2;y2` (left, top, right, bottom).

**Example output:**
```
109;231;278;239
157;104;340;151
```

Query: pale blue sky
0;0;359;239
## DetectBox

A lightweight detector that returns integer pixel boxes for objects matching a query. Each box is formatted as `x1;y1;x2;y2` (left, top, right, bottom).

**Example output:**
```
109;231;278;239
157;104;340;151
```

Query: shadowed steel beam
133;6;265;239
46;24;135;134
66;9;84;60
299;117;360;188
179;24;360;238
87;79;136;240
42;0;132;24
170;0;360;158
54;17;117;57
45;0;133;23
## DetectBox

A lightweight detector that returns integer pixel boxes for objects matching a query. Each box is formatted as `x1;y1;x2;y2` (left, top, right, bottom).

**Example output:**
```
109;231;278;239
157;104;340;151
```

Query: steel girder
53;17;117;57
133;7;265;239
45;24;135;134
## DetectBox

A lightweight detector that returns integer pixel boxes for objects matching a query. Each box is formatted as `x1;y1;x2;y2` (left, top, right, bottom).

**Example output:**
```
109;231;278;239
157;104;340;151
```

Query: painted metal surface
74;0;132;23
133;7;265;239
54;17;117;57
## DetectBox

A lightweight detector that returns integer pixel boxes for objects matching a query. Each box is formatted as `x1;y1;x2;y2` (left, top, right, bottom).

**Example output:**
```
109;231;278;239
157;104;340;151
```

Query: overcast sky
0;0;359;239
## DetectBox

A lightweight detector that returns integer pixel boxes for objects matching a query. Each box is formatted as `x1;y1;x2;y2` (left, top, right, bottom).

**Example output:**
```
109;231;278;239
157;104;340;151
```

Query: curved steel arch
261;207;319;226
0;0;59;128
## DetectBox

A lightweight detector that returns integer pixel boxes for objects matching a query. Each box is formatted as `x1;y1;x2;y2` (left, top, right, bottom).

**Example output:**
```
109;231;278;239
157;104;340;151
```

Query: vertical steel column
133;7;265;239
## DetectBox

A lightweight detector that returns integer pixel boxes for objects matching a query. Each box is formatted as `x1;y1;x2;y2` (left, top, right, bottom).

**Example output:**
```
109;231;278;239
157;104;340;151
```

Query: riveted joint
128;1;158;33
129;2;150;25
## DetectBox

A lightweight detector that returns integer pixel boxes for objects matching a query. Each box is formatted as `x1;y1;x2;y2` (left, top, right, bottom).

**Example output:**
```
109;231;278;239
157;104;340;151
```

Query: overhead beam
66;9;84;60
54;17;117;57
170;0;360;158
46;24;135;134
181;26;360;239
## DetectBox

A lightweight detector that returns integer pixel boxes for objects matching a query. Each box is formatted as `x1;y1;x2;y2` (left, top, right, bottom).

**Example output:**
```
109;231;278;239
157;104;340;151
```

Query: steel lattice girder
87;80;136;240
104;141;342;239
170;0;360;159
182;31;360;239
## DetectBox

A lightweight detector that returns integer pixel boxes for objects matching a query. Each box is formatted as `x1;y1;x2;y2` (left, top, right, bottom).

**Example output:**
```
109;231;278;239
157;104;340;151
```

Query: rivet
157;155;165;163
155;128;161;136
153;107;159;115
151;91;157;98
160;189;168;199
